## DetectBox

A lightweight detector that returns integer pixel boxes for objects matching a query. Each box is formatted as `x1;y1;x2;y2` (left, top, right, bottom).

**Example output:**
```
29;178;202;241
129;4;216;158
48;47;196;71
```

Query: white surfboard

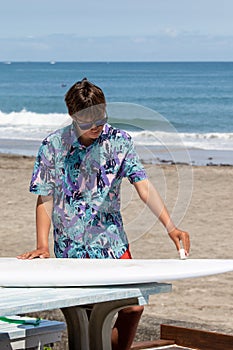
0;258;233;287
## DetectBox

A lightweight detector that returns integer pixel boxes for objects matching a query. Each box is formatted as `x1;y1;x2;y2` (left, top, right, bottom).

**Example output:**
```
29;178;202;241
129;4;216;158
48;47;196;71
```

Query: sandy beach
0;153;233;349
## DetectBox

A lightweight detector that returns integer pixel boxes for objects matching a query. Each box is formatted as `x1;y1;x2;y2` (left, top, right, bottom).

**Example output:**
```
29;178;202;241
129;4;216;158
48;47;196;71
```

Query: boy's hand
168;228;190;257
17;249;50;260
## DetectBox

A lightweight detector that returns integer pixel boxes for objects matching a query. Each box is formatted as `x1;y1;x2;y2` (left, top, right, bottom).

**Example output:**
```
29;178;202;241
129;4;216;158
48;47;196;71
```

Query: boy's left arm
133;179;190;256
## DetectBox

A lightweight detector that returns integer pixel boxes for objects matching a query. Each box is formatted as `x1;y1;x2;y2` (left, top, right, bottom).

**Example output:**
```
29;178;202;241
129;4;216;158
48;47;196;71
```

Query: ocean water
0;61;233;165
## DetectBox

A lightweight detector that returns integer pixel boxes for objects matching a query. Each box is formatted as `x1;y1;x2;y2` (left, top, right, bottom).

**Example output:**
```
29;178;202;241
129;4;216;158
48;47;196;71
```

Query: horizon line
1;60;233;64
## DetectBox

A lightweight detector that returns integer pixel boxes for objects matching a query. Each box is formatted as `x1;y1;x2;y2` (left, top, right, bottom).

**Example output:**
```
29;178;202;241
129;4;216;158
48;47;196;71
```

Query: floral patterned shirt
30;122;147;259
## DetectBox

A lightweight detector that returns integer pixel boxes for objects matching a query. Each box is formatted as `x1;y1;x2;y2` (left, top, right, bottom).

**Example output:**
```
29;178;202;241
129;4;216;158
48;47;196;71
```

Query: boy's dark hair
65;78;106;117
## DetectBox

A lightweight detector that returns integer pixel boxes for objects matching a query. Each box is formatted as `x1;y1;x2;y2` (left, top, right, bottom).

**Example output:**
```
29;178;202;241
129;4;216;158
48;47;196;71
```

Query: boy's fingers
173;238;181;252
181;232;190;254
39;253;50;259
169;229;190;255
17;252;32;259
17;250;50;260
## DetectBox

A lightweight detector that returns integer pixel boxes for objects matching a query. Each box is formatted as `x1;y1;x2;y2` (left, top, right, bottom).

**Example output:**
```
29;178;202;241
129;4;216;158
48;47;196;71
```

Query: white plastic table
0;282;172;350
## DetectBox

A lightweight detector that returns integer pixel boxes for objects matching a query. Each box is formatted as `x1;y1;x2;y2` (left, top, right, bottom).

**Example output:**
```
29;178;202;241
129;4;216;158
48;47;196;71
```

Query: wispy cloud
1;33;233;61
163;28;179;38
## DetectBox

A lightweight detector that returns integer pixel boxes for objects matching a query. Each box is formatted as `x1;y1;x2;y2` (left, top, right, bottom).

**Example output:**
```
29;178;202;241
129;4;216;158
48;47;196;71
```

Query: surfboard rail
0;258;233;287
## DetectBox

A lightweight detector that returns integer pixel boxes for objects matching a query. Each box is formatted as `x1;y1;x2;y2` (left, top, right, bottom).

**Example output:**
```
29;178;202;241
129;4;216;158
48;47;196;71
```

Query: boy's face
73;113;108;143
71;104;107;143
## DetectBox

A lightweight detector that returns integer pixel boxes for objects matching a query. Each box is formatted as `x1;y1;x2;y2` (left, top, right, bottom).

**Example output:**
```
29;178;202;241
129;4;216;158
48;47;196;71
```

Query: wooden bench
0;316;66;350
131;324;233;350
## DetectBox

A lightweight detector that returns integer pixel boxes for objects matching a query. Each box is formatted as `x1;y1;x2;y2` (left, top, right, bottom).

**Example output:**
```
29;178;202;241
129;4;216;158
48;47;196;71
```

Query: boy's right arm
17;195;53;259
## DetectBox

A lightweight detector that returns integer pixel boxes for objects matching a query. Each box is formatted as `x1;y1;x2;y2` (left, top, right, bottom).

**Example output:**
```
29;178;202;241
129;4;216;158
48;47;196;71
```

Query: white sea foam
131;130;233;150
0;109;70;126
0;109;71;140
0;110;233;151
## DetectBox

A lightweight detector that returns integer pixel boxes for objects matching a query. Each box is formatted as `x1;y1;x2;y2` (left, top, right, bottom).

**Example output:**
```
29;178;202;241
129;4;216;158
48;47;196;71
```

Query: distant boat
3;61;11;65
50;61;56;65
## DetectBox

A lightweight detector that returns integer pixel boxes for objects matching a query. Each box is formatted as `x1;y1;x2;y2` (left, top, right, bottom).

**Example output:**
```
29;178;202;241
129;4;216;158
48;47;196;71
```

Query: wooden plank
161;324;233;350
131;338;175;349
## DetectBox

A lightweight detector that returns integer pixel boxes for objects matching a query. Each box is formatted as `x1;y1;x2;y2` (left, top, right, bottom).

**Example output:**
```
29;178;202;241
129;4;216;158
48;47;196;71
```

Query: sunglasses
75;116;108;130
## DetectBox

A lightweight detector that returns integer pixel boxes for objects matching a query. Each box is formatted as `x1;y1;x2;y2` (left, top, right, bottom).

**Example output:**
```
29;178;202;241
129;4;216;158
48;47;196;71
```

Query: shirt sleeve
122;137;147;184
29;138;56;196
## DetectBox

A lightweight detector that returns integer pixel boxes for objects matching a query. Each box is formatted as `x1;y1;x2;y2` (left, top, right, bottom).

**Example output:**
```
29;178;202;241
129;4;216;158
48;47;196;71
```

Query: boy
18;78;190;350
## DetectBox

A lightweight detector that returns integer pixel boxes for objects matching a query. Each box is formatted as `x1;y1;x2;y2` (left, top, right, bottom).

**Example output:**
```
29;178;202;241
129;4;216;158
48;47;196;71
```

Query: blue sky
1;0;233;61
